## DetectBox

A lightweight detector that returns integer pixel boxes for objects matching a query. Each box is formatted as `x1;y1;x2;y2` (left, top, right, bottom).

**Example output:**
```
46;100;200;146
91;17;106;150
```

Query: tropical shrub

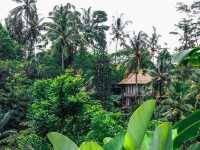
0;60;33;147
29;70;89;136
29;69;123;144
86;109;123;143
17;133;50;150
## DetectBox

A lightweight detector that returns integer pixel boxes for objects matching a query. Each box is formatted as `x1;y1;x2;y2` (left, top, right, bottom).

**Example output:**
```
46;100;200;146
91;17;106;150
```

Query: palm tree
170;2;200;50
81;8;109;51
27;15;44;57
149;26;161;62
46;3;81;70
110;14;131;63
170;18;196;50
122;31;150;74
9;0;40;58
159;81;193;122
149;49;173;100
81;8;110;106
5;14;25;45
121;31;151;102
10;0;37;24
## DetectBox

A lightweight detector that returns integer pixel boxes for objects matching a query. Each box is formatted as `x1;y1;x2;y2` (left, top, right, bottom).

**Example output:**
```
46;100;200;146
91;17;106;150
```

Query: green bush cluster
86;110;123;143
29;70;87;134
17;133;50;150
29;69;123;144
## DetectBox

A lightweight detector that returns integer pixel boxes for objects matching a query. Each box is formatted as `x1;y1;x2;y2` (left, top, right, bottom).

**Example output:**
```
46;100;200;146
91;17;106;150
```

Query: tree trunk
61;46;64;71
135;48;140;104
65;48;74;68
135;71;138;103
159;80;163;99
115;39;119;64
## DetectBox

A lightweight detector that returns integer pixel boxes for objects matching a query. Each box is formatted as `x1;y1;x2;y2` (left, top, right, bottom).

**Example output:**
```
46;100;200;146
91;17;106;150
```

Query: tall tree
110;14;131;63
149;26;161;61
121;31;152;102
122;31;151;74
170;18;197;50
95;51;111;107
81;8;109;51
7;0;41;58
81;9;111;106
46;3;81;70
5;15;25;45
170;2;200;50
149;49;173;100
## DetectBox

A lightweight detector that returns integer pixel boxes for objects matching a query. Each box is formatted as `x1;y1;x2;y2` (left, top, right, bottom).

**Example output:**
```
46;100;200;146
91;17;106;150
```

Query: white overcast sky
0;0;195;52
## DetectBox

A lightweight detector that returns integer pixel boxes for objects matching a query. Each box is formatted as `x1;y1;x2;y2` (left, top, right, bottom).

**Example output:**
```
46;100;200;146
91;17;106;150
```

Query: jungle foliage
0;0;199;150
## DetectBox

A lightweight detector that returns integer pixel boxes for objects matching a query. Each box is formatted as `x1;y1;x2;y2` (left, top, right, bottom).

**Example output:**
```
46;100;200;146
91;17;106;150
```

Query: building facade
119;73;153;109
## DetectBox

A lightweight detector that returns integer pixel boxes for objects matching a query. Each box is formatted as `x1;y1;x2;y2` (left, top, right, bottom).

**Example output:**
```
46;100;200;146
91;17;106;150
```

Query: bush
29;69;89;137
0;60;33;132
85;104;124;143
17;133;50;150
29;69;125;144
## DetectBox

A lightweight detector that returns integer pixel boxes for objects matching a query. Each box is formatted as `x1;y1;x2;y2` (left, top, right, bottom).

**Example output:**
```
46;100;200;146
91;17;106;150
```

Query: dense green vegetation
0;0;199;150
47;100;200;150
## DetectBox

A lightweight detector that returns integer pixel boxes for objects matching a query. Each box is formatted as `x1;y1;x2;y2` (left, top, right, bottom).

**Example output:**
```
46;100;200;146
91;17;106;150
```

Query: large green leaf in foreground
174;109;200;133
173;110;200;149
173;120;200;149
150;123;172;150
103;133;124;150
123;100;156;150
47;132;78;150
78;142;103;150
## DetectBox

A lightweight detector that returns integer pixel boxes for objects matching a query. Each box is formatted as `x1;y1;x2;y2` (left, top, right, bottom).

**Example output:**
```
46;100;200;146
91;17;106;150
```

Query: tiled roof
119;73;153;85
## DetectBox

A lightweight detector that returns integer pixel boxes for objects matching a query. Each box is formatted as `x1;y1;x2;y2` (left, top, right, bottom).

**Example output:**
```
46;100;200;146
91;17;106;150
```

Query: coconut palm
8;0;40;58
113;31;153;78
149;26;161;61
120;31;152;101
10;0;37;24
81;7;109;51
170;18;196;50
5;15;25;45
45;3;81;70
27;15;45;56
122;31;151;74
149;49;173;100
110;14;131;63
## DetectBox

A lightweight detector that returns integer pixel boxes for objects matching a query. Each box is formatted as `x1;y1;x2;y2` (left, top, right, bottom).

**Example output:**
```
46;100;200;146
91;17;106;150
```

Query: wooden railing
123;93;144;97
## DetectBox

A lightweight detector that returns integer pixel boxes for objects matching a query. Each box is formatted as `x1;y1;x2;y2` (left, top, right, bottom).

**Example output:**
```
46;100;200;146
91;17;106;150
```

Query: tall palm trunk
135;70;138;103
66;48;74;67
135;48;140;103
115;39;119;64
61;42;65;71
61;51;64;71
159;79;163;100
26;1;36;59
28;38;34;59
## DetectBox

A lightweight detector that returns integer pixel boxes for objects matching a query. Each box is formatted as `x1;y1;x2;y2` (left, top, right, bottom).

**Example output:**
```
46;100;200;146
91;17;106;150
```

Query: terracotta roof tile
119;73;153;85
